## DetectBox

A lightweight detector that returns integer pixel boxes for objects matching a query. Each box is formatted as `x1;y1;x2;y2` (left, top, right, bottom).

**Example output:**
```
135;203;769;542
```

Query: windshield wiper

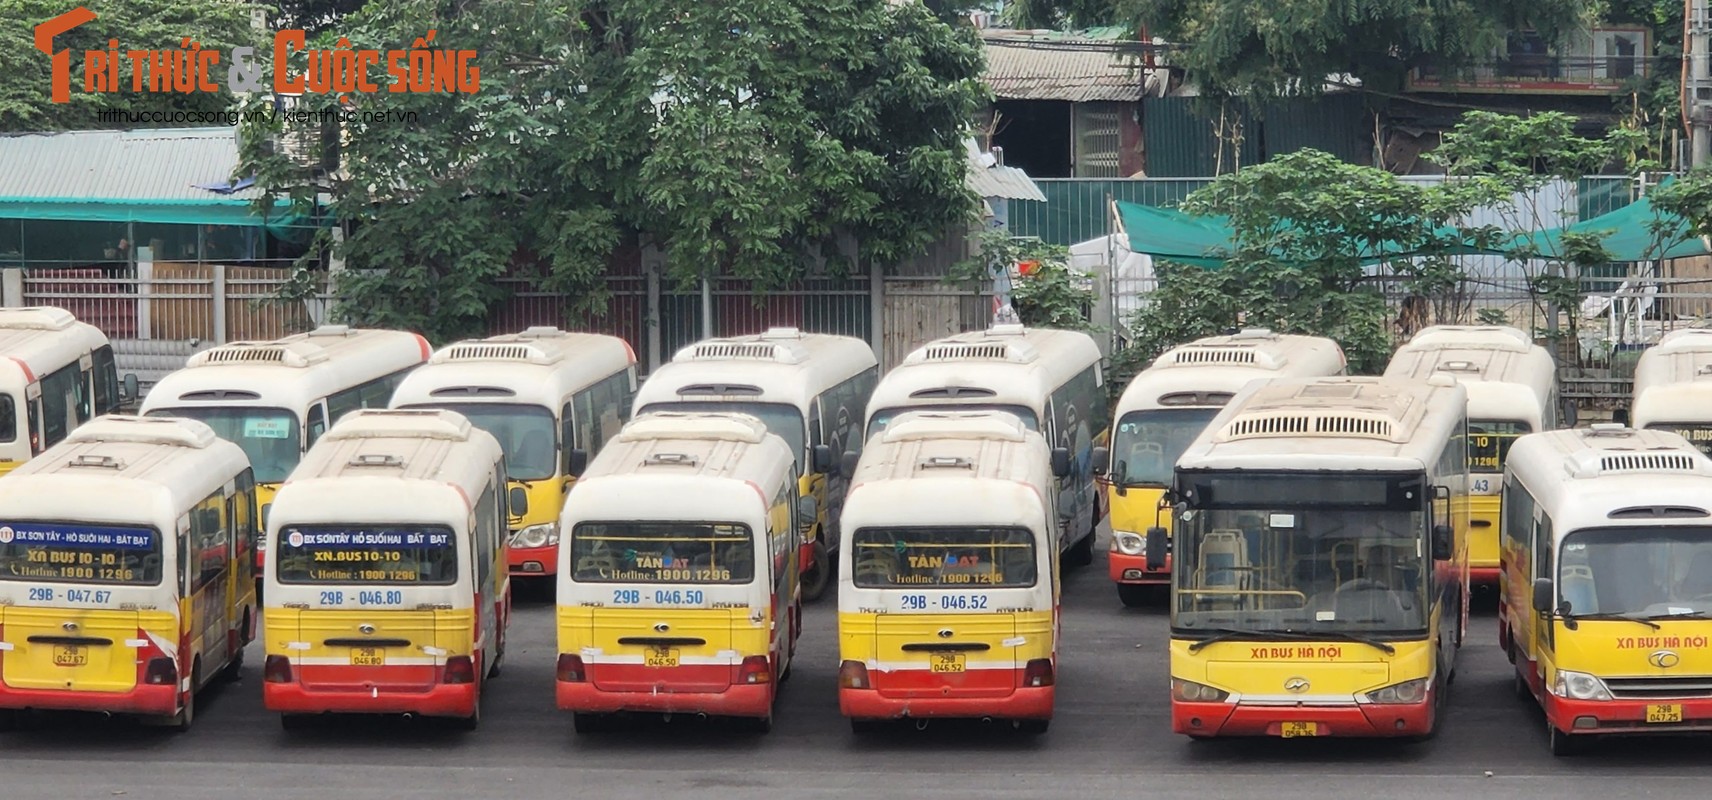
1645;610;1712;622
1562;611;1660;631
1299;629;1396;655
1184;626;1283;653
1183;627;1395;655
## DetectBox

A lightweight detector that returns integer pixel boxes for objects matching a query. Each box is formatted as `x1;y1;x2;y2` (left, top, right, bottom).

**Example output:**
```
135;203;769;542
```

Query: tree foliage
951;229;1095;331
0;0;256;131
242;0;987;343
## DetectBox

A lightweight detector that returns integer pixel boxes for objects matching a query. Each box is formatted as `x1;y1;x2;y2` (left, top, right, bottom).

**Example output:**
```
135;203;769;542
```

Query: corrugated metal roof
964;138;1046;201
982;32;1161;102
0;127;257;203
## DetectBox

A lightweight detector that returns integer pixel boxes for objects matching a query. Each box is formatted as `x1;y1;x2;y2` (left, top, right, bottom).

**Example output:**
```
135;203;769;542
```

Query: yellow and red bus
0;415;255;731
1169;375;1469;740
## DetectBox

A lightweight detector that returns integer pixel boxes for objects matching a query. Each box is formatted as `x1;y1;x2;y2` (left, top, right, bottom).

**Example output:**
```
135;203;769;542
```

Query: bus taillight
555;654;586;683
443;656;477;685
143;657;178;686
263;655;293;684
738;656;772;684
1022;659;1055;688
838;660;870;689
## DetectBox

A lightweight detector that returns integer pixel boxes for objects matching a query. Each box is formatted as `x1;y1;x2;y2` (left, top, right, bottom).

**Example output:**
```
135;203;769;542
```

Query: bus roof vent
882;411;1027;443
1594;453;1700;475
68;453;124;469
759;327;802;341
324;409;473;442
1220;411;1399;443
618;412;768;445
1171;346;1281;368
642;452;700;468
685;339;806;364
0;306;77;331
1436;359;1483;373
308;324;355;337
1230;328;1278;340
347;453;405;469
919;340;1039;363
518;326;567;339
65;415;218;449
917;455;975;471
986;323;1027;337
1584;423;1636;438
437;342;553;364
190;340;329;368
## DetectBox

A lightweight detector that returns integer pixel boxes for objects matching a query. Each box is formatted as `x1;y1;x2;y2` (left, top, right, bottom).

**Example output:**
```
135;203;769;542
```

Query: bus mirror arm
811;444;834;474
1531;578;1555;615
1050;447;1071;479
1091;447;1109;476
1431;523;1452;561
507;486;529;517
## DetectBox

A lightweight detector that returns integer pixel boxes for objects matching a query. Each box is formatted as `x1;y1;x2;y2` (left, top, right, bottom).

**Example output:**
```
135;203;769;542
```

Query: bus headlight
1112;531;1145;556
512;523;558;549
1171;678;1230;703
1363;678;1429;704
1552;670;1611;701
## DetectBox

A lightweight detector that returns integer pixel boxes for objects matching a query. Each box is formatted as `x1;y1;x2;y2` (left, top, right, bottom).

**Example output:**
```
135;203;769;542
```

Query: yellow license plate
51;645;86;667
349;647;385;666
644;648;679;668
929;653;966;673
1280;721;1318;738
1646;704;1683;724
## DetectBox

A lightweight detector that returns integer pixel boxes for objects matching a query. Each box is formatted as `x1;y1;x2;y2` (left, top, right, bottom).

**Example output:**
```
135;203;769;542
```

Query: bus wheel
800;541;832;602
0;709;17;732
455;691;481;732
220;646;245;683
488;638;505;680
1512;657;1532;703
280;714;313;733
1548;725;1585;757
170;665;199;733
572;713;611;735
1117;584;1151;608
849;718;885;736
1066;531;1095;568
745;709;774;735
1015;719;1050;736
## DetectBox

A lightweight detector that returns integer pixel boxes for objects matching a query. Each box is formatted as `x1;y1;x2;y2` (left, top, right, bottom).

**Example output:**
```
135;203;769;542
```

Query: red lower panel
557;680;773;717
1110;552;1172;585
840;686;1053;721
1173;691;1437;738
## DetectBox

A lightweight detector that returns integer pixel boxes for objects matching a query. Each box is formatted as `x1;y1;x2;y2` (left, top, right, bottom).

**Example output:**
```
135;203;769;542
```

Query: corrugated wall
1009;178;1211;245
1141;95;1376;178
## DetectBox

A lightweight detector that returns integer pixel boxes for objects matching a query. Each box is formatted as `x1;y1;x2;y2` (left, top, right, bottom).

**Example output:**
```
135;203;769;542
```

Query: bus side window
617;368;638;423
809;399;823;451
92;345;118;414
326;386;363;425
233;471;255;572
572;388;597;455
560;401;578;474
474;486;498;589
596;373;625;448
0;395;16;444
191;492;227;592
306;404;327;447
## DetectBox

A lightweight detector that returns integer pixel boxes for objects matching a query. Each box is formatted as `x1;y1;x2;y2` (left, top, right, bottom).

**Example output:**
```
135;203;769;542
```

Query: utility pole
1689;0;1712;167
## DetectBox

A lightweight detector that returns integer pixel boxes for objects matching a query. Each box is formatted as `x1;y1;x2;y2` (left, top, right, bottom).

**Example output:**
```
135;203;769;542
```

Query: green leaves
951;230;1096;332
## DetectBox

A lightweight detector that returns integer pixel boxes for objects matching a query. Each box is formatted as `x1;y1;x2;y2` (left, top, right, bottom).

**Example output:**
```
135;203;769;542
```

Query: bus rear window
0;523;160;585
569;522;753;584
275;526;458;585
850;527;1037;588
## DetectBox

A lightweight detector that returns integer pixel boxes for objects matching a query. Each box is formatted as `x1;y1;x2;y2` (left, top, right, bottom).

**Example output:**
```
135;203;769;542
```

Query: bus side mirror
507;486;529;517
1560;400;1579;429
1145;526;1167;570
839;451;860;479
811;444;833;474
1612;407;1630;427
1532;578;1555;614
566;449;589;477
1091;446;1109;476
1113;461;1128;496
121;373;139;401
1050;447;1072;479
796;496;817;524
1431;523;1452;561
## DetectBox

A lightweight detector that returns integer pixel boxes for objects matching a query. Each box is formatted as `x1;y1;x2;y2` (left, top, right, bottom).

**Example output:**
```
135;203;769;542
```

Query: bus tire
221;645;245;683
1015;718;1050;736
1548;725;1584;757
1513;656;1532;702
1117;584;1151;608
572;712;611;735
800;541;832;602
1066;530;1095;568
745;709;774;735
0;709;17;732
455;691;481;732
849;718;885;736
170;664;199;733
280;713;314;733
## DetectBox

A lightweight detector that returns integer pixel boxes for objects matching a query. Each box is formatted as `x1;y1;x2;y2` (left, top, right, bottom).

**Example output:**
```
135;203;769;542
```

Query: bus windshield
148;406;300;483
1173;472;1429;634
1468;420;1529;473
638;402;804;464
568;522;754;584
0;522;161;586
402;403;556;480
1645;423;1712;458
1111;408;1221;486
274;526;459;585
1558;527;1712;617
850;526;1037;588
865;404;1038;441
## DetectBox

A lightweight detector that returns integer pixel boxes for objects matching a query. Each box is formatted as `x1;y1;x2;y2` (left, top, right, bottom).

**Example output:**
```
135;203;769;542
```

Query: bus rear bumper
1173;697;1435;738
263;683;477;718
0;683;177;716
556;682;774;718
1545;694;1712;735
508;544;557;577
839;687;1054;721
1109;552;1171;585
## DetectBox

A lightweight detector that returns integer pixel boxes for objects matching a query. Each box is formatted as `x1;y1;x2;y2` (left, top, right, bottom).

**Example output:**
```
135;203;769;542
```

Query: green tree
951;230;1096;331
0;0;257;131
243;0;987;342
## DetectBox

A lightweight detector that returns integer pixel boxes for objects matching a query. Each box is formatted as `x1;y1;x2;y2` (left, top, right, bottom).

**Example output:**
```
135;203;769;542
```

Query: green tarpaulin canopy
0;197;317;237
1507;191;1709;262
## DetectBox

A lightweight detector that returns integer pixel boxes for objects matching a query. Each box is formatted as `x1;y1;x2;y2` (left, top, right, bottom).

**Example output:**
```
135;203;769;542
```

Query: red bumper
264;682;476;718
1544;693;1712;735
1110;552;1171;585
508;544;557;576
0;683;177;716
1470;566;1501;586
1173;694;1436;738
556;681;773;717
840;687;1054;722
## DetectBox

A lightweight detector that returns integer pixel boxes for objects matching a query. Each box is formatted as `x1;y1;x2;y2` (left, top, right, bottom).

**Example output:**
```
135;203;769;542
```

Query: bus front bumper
1545;694;1712;735
1110;552;1171;585
508;544;557;577
839;687;1054;722
1172;696;1435;738
264;683;477;718
556;681;774;718
0;682;177;716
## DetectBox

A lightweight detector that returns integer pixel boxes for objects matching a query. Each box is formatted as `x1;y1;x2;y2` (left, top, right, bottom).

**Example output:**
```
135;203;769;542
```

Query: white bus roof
1176;376;1469;473
273;409;503;525
0;306;111;387
633;328;876;414
141;325;431;413
1114;330;1345;416
562;411;797;525
1633;328;1712;428
0;415;248;525
1382;325;1555;425
866;324;1101;420
844;410;1053;529
391;328;636;410
1506;425;1712;539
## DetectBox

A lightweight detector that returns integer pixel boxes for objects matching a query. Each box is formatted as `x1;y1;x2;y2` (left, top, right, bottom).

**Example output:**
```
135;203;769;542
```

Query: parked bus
1632;328;1712;457
1106;330;1345;605
1501;425;1712;756
141;325;431;570
390;327;637;579
864;324;1106;566
0;306;125;476
837;410;1068;735
0;415;256;731
1169;375;1470;740
262;409;509;731
555;411;802;734
1384;325;1560;589
632;328;876;601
